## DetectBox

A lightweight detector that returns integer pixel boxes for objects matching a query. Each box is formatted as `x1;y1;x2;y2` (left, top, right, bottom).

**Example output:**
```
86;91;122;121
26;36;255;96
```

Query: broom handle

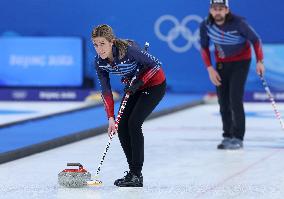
94;92;131;176
259;75;284;129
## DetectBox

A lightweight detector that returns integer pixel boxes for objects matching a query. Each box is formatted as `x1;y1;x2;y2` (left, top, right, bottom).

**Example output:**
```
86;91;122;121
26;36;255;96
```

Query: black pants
117;81;166;175
216;60;250;140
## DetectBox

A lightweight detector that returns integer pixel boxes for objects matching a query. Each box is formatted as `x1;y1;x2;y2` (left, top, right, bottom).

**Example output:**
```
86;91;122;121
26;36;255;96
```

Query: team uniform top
95;44;166;118
200;14;264;67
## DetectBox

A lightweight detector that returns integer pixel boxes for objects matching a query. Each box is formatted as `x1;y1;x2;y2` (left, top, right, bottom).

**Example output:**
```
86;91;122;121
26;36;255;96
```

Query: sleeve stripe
101;93;114;118
201;48;212;67
253;41;264;61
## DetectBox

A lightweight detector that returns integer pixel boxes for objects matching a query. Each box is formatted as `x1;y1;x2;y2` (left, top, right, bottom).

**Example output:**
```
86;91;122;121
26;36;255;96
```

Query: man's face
210;4;229;24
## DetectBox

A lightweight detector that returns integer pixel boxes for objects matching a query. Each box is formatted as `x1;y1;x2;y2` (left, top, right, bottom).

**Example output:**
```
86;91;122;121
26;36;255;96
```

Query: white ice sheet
1;103;284;199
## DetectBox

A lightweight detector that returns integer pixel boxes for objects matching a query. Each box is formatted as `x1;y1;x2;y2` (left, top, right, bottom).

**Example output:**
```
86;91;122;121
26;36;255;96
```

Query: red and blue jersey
200;14;264;67
95;44;165;118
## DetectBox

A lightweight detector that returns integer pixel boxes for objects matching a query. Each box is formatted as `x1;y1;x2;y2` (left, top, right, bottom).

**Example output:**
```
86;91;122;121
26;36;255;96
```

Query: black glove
124;79;144;95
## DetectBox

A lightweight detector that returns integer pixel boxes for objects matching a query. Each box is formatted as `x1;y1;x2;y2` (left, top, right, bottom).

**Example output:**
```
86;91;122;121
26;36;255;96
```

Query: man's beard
214;15;225;23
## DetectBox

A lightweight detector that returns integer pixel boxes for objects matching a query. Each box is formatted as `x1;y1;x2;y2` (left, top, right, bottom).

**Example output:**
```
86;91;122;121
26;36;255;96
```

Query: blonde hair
92;24;130;59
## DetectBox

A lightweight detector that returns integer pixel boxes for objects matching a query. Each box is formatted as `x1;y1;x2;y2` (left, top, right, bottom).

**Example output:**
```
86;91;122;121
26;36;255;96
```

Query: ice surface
1;103;284;199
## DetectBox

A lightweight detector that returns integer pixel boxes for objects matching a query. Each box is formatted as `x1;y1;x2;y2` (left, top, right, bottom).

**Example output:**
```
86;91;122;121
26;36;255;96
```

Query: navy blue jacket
200;14;263;67
95;44;165;118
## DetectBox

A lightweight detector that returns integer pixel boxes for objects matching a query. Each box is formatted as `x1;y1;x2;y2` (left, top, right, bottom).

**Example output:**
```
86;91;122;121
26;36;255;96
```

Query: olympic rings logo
154;15;203;53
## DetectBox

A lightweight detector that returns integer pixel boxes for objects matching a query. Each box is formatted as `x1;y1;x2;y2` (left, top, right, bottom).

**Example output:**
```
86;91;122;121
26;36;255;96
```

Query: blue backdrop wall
0;0;283;92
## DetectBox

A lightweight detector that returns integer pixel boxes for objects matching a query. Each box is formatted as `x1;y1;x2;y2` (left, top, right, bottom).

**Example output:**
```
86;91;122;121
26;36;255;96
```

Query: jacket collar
98;45;119;65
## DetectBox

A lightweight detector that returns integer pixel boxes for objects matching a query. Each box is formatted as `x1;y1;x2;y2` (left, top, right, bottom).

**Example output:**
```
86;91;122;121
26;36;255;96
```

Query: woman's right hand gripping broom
108;117;117;137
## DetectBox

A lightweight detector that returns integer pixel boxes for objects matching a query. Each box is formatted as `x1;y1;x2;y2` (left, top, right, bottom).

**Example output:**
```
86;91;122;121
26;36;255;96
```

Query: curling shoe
217;137;232;149
114;171;132;186
116;172;143;187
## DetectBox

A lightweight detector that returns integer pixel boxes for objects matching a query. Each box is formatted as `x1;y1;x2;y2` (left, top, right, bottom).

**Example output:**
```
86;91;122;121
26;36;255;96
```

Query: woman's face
93;37;113;59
